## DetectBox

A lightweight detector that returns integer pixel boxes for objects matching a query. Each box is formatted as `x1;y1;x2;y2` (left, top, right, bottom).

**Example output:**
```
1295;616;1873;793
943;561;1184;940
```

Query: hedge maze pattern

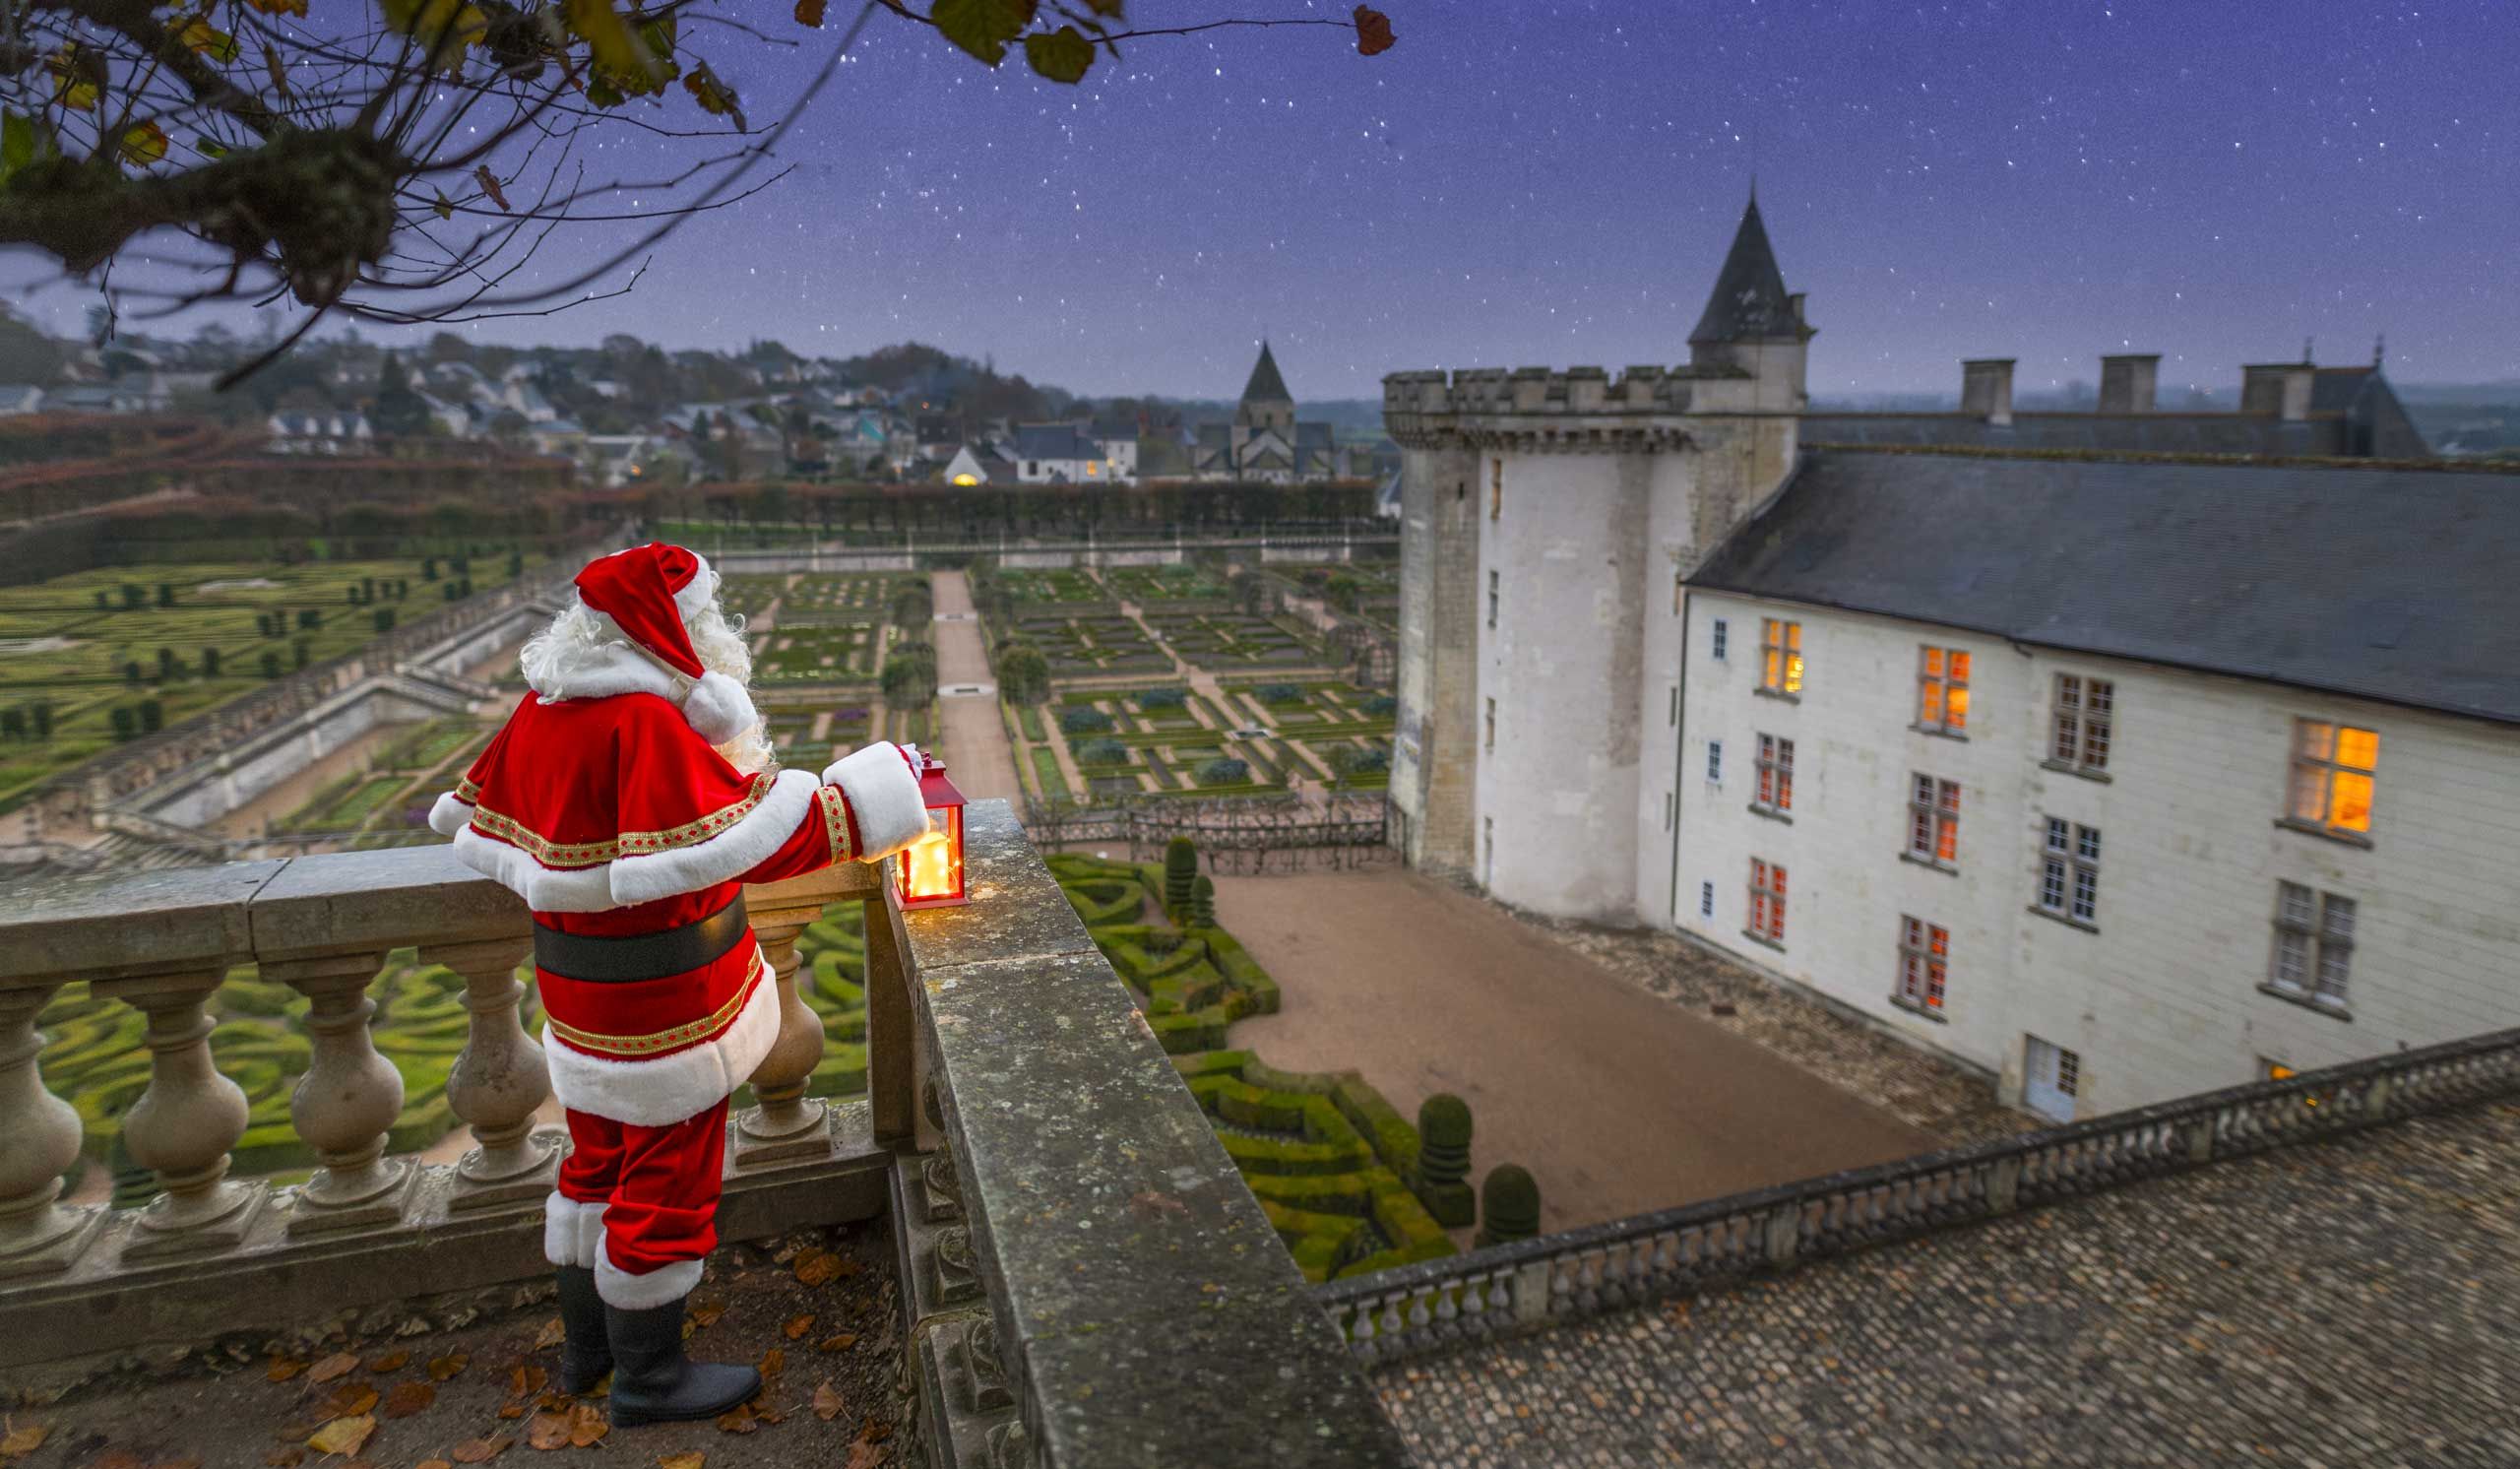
1049;852;1458;1282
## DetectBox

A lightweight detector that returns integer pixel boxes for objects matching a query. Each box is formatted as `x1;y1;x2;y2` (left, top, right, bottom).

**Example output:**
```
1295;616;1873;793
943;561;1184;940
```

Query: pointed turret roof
1689;195;1796;345
1240;341;1292;405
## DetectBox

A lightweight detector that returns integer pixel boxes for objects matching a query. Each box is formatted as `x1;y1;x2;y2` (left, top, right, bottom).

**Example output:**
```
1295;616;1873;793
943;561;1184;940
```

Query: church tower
1383;193;1808;919
1235;341;1297;433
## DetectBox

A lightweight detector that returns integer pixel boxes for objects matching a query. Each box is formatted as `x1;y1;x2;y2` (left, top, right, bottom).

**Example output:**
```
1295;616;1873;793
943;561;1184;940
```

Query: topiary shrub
1195;756;1248;786
1257;681;1302;705
1076;737;1129;766
1416;1093;1476;1227
1475;1164;1541;1247
1164;836;1198;919
1136;686;1188;711
1060;706;1114;735
1189;874;1216;927
1362;694;1397;717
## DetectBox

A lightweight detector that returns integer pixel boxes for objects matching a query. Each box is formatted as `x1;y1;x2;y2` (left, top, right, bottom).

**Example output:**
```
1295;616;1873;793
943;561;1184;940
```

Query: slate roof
1241;342;1292;405
1800;413;2355;457
1690;195;1796;345
1689;449;2520;725
1011;424;1102;462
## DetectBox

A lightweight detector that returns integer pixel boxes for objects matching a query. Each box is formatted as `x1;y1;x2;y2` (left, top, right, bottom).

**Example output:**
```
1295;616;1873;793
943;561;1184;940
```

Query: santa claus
430;543;929;1426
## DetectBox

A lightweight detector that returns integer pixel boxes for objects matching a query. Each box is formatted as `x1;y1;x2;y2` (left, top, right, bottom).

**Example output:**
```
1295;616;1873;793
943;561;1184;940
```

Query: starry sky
24;0;2520;400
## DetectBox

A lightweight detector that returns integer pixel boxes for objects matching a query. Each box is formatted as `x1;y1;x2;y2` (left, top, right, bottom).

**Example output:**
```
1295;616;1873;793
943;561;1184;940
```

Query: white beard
519;595;775;774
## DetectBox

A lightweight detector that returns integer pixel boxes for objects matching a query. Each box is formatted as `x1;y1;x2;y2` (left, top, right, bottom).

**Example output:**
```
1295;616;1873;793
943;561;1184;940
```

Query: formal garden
270;717;486;843
0;551;539;812
1051;843;1535;1278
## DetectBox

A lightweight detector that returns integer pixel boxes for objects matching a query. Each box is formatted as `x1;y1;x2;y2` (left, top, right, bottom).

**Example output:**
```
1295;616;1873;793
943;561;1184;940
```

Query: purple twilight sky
18;0;2517;400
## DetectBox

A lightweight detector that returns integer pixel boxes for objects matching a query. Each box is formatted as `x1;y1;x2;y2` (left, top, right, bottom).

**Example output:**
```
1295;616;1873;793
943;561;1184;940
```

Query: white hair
519;593;775;774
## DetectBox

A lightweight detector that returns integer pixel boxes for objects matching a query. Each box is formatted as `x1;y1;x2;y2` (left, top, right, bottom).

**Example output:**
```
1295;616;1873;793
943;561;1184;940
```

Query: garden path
926;570;1019;801
1212;868;1931;1234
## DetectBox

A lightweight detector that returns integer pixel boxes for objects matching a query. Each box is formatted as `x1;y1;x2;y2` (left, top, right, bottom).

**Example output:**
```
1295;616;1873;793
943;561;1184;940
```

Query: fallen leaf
792;1248;854;1286
751;1399;787;1428
449;1436;513;1464
306;1414;376;1457
496;1403;526;1421
843;1436;882;1469
566;1402;607;1448
859;1416;893;1444
0;1423;46;1456
509;1366;547;1396
811;1380;844;1423
89;1450;146;1469
1353;4;1396;55
783;1313;815;1340
363;1350;410;1373
793;0;825;24
525;1412;571;1451
417;1462;454;1469
814;1333;858;1353
268;1358;309;1382
307;1352;359;1384
383;1381;436;1419
322;1384;379;1420
265;1450;305;1468
756;1347;785;1378
427;1352;471;1381
714;1405;757;1435
688;1302;726;1327
153;1456;206;1469
535;1393;573;1412
532;1317;565;1351
659;1455;706;1469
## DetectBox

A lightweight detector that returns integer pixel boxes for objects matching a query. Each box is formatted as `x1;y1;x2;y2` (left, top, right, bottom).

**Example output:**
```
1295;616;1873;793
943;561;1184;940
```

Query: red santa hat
572;543;755;745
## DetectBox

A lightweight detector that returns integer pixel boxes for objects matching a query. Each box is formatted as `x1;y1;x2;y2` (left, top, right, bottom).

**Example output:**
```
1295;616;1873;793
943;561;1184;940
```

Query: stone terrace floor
0;1221;909;1469
1373;1098;2520;1469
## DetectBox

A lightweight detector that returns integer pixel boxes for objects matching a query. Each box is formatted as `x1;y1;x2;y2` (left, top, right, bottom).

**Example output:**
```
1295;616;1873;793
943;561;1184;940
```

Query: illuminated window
1916;646;1971;734
950;472;979;486
1490;458;1502;520
2051;674;2113;771
2268;882;2354;1011
2288;720;2377;838
2036;818;2102;925
1711;618;1729;662
1907;775;1960;866
1759;618;1802;695
1894;916;1950;1014
1746;859;1788;944
1754;734;1794;814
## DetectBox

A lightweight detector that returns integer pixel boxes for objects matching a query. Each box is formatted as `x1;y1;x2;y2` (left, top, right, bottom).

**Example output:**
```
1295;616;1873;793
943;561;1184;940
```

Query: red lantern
897;751;968;909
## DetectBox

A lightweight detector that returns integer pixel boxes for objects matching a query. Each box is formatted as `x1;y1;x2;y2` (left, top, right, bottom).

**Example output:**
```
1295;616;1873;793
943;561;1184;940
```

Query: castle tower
1385;194;1808;920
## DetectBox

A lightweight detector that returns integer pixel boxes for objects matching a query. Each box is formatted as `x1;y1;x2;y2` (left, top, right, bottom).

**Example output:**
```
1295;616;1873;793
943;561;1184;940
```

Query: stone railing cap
0;859;285;985
249;846;528;960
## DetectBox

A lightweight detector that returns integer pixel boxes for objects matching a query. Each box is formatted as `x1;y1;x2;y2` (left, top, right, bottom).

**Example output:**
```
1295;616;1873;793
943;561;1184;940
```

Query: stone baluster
733;890;831;1168
96;972;268;1259
269;952;416;1235
863;870;937;1151
0;985;103;1278
422;937;557;1211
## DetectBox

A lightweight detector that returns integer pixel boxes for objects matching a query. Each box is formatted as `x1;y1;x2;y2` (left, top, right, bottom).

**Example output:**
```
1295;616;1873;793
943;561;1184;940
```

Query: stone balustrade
0;799;1415;1469
1316;1026;2520;1369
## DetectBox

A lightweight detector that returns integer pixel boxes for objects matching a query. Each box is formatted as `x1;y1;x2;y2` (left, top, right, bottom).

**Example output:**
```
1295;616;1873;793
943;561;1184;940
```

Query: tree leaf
524;1411;571;1450
659;1454;706;1469
246;0;309;13
1354;5;1396;55
474;165;510;211
564;0;660;88
263;41;288;96
267;1357;309;1383
118;121;169;166
682;66;745;128
176;19;240;62
814;1333;858;1353
756;1346;785;1378
1024;26;1095;85
305;1414;375;1457
306;1352;359;1384
448;1435;513;1463
565;1402;607;1448
46;47;102;112
713;1405;756;1435
0;1423;48;1456
532;1316;565;1351
363;1349;409;1374
929;0;1036;67
383;1380;436;1418
426;1352;470;1381
320;1383;379;1420
794;0;827;25
782;1313;816;1340
792;1248;856;1286
811;1380;844;1422
1083;0;1124;17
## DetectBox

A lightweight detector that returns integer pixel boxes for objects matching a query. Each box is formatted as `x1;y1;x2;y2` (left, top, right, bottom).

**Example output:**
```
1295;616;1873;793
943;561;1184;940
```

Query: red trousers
547;1097;728;1309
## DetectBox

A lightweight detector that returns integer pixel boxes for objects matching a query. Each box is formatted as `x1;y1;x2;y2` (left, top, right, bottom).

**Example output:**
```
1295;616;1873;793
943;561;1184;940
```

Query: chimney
2098;353;2160;414
2240;362;2314;420
1961;358;2015;426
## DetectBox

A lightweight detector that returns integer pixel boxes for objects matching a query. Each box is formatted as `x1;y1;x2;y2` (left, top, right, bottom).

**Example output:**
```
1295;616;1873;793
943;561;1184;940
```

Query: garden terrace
1099;564;1231;606
0;801;1411;1468
1011;610;1170;680
1141;609;1320;669
1053;687;1291;798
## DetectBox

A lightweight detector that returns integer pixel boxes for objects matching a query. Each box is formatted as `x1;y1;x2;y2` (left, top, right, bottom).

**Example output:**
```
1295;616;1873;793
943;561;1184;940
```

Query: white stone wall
1670;593;2520;1117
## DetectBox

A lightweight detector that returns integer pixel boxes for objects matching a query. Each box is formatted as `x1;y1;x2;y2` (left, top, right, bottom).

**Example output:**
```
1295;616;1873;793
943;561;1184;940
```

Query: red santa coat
431;689;927;1128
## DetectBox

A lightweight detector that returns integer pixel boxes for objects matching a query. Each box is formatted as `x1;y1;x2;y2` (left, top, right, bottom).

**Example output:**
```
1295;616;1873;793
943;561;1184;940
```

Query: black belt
533;894;751;984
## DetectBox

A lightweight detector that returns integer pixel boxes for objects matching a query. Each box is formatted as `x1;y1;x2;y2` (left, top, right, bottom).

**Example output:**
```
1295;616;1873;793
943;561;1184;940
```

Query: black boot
604;1298;760;1427
554;1266;612;1395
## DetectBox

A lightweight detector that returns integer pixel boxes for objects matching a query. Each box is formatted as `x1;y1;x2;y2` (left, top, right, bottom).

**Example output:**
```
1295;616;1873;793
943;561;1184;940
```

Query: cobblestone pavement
1524;912;2029;1146
1372;1099;2520;1468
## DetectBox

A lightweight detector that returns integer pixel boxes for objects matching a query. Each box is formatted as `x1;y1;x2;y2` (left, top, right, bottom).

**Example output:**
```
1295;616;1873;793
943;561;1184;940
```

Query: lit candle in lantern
897;751;968;909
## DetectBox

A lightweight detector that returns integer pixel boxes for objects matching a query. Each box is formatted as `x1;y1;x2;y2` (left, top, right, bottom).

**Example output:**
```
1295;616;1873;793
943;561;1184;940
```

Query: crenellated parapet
1382;363;1753;452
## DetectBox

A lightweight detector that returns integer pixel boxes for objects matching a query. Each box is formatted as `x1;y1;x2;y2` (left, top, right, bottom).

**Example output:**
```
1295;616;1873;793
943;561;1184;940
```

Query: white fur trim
681;671;756;747
539;957;781;1127
428;791;474;838
544;1191;605;1268
451;825;619;912
608;767;819;907
527;635;685;705
596;1248;705;1310
824;741;931;861
673;551;717;621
